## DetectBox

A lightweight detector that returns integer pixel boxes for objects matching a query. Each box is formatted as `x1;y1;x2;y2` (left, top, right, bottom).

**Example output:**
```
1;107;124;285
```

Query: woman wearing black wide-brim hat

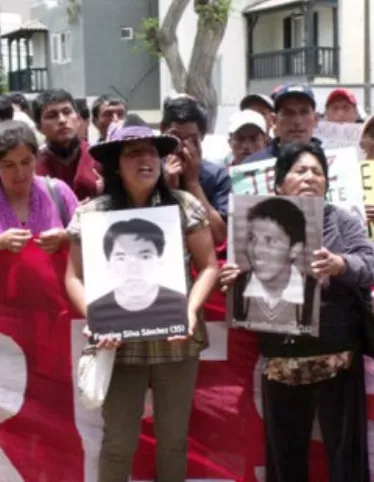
65;124;219;482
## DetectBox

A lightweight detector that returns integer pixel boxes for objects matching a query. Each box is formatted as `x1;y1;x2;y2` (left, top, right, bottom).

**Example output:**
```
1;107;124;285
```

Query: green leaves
66;0;81;24
136;17;161;57
195;0;231;26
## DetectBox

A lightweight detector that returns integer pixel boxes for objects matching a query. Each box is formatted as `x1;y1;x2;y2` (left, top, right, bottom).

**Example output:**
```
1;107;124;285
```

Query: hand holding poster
229;147;365;220
228;195;323;336
81;205;188;341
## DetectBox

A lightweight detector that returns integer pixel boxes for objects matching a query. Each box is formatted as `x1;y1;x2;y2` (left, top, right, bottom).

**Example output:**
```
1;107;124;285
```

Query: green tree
139;0;231;131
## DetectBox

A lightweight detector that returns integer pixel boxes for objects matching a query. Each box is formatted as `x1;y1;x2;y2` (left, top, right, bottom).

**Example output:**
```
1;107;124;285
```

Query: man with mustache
244;84;319;163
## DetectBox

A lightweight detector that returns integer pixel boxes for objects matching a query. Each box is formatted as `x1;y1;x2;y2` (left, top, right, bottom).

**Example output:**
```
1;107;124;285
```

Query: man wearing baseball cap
244;84;319;163
225;110;268;166
325;88;358;123
239;93;274;134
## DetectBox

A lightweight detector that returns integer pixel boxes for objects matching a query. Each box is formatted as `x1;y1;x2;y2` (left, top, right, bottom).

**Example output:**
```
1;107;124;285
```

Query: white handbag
77;347;116;410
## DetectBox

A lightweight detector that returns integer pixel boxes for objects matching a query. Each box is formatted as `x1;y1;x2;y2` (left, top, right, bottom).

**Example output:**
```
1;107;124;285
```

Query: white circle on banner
0;449;24;481
0;334;27;423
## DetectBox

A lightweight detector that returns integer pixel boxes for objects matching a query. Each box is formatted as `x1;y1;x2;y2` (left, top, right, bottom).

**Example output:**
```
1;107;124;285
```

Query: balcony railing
249;47;339;80
8;68;48;93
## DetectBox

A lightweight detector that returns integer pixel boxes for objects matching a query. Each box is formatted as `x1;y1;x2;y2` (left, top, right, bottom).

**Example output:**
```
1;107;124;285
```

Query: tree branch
158;0;190;92
186;0;230;129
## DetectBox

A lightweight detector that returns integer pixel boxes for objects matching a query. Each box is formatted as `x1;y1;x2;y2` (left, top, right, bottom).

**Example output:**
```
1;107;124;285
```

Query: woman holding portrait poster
65;124;218;482
221;141;374;482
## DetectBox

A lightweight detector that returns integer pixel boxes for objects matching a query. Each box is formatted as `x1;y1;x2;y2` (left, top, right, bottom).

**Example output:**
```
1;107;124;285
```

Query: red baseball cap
325;88;357;107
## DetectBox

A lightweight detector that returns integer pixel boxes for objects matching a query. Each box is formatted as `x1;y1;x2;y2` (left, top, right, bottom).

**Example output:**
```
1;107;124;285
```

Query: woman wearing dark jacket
221;141;374;482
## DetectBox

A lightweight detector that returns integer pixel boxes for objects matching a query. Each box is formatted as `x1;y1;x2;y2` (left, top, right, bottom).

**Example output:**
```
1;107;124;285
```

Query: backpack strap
44;176;69;228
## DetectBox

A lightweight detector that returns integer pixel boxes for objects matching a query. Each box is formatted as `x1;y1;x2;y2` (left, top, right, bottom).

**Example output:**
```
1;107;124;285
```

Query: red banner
0;242;373;481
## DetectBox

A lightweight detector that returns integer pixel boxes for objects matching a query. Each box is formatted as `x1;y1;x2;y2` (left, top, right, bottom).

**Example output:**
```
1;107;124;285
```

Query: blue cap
273;84;316;111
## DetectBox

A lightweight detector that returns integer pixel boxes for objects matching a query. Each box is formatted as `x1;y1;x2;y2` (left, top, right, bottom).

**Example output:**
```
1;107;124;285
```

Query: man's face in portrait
108;234;161;298
246;218;296;284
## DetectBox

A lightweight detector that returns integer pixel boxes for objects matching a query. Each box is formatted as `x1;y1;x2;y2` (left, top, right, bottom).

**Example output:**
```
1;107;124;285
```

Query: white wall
32;32;46;69
339;0;364;84
0;0;30;21
252;6;334;54
252;12;279;53
318;7;333;47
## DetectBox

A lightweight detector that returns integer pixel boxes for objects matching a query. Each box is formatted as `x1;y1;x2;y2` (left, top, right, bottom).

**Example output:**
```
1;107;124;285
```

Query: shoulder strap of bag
44;176;69;228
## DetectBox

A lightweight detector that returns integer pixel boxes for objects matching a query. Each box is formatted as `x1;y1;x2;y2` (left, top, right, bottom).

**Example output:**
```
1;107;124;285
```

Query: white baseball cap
228;110;267;135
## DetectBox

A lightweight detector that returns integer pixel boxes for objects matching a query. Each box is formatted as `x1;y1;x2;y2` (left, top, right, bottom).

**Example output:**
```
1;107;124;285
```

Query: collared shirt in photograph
240;266;304;330
243;265;304;308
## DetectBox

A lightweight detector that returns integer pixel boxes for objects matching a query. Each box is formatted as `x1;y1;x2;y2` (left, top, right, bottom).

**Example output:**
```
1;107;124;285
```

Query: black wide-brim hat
89;125;179;164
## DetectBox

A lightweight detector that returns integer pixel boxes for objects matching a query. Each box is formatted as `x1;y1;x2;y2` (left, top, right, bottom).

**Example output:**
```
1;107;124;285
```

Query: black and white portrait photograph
227;195;323;336
81;205;188;341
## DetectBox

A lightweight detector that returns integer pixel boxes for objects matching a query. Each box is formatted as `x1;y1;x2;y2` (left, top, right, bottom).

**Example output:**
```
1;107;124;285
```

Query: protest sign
228;195;322;336
229;147;365;219
81;206;188;342
360;161;374;205
314;120;362;150
360;161;374;238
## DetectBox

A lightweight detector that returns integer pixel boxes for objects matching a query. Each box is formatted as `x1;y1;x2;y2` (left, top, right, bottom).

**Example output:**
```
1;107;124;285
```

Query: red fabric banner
0;243;371;481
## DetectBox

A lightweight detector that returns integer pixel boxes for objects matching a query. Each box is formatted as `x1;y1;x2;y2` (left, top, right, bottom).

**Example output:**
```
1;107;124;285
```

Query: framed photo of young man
227;195;323;337
81;205;188;342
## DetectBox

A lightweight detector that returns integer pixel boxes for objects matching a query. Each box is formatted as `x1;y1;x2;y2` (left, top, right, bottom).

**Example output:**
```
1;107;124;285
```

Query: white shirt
242;264;304;309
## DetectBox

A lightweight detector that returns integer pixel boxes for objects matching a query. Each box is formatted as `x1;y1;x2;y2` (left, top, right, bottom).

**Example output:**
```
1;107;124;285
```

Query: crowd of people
0;83;374;482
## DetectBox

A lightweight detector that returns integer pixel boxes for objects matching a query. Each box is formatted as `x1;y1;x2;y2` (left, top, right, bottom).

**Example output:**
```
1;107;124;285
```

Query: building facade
23;0;160;117
160;0;374;132
0;0;30;89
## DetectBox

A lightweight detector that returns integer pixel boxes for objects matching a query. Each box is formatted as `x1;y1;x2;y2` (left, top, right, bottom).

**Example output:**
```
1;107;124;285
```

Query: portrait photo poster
81;205;189;342
227;194;323;337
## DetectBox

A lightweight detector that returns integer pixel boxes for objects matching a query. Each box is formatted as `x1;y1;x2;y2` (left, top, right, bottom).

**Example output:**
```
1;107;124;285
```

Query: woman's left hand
36;228;67;254
311;247;346;279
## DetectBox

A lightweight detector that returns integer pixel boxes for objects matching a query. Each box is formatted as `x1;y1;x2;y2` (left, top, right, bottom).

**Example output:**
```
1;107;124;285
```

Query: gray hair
0;120;38;159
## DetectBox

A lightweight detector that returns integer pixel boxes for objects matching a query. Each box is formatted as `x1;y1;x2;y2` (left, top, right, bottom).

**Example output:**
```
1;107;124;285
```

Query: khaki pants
98;357;199;482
